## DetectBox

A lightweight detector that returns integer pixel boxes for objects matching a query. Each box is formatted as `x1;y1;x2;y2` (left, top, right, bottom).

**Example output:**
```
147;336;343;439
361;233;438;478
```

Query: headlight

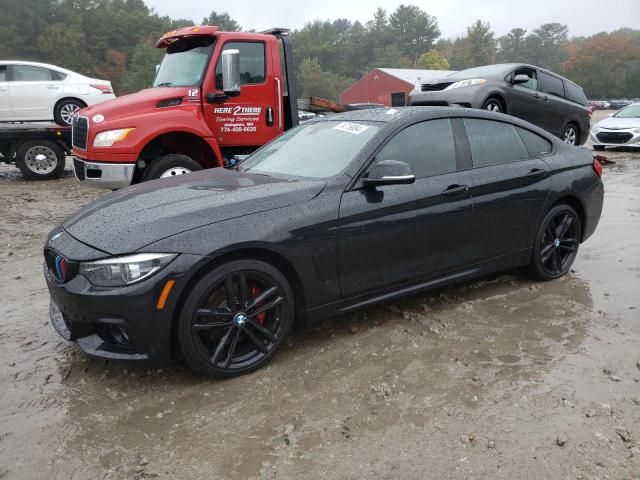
79;253;176;287
592;125;601;134
93;128;135;147
445;78;486;90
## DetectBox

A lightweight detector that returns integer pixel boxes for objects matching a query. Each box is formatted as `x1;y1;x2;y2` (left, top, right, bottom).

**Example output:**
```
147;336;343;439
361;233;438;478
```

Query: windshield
448;64;514;79
239;121;380;178
153;36;214;88
614;105;640;118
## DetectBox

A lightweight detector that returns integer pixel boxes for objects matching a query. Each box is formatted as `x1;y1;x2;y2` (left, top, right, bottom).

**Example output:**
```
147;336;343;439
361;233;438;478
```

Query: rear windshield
565;82;587;106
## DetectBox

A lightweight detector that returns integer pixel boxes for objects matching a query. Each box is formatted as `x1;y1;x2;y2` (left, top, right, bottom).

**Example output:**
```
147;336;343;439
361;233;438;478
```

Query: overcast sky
145;0;640;38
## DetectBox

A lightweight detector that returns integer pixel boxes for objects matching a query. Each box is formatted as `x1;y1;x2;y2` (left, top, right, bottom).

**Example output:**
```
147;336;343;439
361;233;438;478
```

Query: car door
537;70;567;136
507;66;543;126
202;40;281;150
338;118;474;298
0;65;13;119
463;118;552;260
9;64;59;120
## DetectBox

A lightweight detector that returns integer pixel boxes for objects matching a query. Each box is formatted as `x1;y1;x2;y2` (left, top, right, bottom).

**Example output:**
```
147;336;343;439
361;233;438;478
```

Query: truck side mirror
221;49;241;97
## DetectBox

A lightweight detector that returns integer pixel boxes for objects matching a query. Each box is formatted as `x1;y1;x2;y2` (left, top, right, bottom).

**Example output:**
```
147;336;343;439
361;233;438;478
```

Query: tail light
592;157;603;177
90;84;113;94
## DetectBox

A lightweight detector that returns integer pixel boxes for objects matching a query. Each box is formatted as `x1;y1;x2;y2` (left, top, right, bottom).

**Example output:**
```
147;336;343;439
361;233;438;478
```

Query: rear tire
54;99;85;126
15;140;66;180
177;259;294;378
562;124;579;146
142;154;202;182
529;204;581;281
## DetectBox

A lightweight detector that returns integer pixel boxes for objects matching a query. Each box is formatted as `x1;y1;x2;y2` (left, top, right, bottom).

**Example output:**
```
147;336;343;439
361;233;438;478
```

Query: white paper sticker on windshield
333;122;370;135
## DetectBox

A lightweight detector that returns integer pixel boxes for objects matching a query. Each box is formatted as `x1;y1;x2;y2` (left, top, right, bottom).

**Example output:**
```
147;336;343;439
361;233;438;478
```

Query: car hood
79;87;190;121
63;168;326;256
596;116;640;130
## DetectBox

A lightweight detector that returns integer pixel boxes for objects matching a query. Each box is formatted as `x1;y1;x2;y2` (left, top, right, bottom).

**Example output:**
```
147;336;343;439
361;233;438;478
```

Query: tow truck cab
71;26;298;189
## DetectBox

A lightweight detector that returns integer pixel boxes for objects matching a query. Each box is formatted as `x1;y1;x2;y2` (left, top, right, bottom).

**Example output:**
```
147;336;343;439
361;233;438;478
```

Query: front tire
15;140;66;180
481;97;503;113
177;259;294;378
54;99;85;126
142;154;202;182
529;205;581;281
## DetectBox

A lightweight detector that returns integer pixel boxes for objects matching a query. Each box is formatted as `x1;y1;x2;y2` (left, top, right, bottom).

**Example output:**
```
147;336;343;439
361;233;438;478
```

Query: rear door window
376;119;457;178
463;118;529;167
12;65;55;81
0;65;7;82
516;127;552;157
539;71;565;98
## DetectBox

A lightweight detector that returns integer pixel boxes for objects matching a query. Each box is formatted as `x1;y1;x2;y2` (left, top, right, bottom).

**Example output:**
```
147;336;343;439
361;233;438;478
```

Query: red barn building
340;68;456;107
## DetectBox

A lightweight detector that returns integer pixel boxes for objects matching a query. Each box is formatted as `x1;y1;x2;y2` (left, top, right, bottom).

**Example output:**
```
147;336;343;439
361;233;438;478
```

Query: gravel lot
1;111;639;479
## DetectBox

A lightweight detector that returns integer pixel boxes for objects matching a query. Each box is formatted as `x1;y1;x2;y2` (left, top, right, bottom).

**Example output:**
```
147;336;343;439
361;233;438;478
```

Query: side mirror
221;49;241;97
513;74;530;84
362;160;415;187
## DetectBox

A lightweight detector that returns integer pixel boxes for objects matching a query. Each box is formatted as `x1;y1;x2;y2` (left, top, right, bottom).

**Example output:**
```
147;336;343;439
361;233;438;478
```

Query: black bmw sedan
44;107;604;377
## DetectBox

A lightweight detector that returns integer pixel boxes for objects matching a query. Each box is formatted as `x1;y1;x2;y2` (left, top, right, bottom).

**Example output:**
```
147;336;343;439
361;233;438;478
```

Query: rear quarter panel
544;144;603;241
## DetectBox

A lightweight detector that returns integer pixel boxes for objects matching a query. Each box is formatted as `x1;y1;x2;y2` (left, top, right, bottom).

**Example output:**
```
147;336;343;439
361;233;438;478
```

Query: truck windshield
153;36;214;88
239;121;380;179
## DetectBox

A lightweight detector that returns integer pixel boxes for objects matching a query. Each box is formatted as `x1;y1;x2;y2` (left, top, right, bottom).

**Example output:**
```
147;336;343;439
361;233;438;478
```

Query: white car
0;61;116;126
590;102;640;150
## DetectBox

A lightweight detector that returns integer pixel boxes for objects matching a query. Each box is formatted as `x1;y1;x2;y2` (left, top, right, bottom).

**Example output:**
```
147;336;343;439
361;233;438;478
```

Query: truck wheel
143;154;202;181
15;140;66;180
54;99;85;126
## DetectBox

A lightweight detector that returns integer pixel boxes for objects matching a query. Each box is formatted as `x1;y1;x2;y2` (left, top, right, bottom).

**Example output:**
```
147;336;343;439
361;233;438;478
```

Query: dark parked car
409;63;591;146
44;107;604;377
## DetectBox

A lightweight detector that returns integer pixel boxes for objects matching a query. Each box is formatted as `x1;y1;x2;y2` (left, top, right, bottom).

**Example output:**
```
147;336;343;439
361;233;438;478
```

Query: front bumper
73;157;136;189
45;251;204;365
590;128;640;148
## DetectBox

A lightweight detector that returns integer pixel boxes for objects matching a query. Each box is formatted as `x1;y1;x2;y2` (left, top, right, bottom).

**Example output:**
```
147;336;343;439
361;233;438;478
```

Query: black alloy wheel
178;259;294;377
530;205;581;280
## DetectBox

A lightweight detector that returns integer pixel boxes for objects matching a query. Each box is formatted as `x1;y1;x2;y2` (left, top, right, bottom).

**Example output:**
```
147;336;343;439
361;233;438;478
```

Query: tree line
1;0;639;101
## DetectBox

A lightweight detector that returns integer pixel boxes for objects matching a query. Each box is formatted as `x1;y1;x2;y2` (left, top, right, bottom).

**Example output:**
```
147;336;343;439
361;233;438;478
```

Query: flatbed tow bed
0;123;71;180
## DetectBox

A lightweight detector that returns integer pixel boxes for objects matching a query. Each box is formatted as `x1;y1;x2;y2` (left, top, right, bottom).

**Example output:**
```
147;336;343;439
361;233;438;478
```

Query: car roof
310;106;558;142
0;60;75;75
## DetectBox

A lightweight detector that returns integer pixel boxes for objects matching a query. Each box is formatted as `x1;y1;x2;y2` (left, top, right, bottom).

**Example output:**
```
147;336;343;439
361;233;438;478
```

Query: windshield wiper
155;82;173;87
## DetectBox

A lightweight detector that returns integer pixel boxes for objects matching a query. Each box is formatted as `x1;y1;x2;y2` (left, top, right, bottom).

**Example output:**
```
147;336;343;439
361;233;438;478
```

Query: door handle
266;107;274;127
442;184;469;197
533;93;541;99
527;168;548;178
46;85;60;89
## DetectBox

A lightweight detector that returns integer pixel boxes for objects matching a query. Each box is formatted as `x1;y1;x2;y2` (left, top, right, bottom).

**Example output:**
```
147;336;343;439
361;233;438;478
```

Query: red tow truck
71;26;300;189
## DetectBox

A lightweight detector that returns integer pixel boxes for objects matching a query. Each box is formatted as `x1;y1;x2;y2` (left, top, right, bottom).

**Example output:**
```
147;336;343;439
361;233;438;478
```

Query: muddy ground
1;111;639;479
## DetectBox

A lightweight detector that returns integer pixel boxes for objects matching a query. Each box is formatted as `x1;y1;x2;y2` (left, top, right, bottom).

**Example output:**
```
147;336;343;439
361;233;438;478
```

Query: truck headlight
79;253;176;287
591;126;601;134
445;78;486;90
93;128;135;147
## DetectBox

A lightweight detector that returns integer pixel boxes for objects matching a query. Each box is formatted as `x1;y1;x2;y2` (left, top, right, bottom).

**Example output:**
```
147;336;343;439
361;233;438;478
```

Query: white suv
0;61;116;126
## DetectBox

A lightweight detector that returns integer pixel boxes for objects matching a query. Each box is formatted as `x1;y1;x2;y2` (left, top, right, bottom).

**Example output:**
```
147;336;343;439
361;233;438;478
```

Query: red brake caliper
250;285;266;325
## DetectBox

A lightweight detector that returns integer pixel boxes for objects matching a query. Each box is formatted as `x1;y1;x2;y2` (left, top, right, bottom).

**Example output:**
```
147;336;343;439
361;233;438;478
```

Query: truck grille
421;82;454;92
596;131;633;144
72;116;88;150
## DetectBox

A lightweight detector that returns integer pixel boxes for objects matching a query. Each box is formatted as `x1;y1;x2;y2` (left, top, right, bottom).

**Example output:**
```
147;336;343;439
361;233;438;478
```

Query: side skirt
305;249;531;324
